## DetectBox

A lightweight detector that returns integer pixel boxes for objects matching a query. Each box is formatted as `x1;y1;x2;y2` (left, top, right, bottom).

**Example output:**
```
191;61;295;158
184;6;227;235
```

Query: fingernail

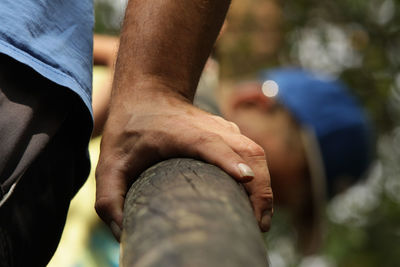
238;163;255;178
110;220;122;241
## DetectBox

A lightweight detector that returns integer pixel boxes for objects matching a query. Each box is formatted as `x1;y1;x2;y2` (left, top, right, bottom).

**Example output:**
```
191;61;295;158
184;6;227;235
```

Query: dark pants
0;54;91;266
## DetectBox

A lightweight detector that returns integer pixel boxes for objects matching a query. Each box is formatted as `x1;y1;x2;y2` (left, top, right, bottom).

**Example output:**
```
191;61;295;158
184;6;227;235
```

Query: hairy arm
95;0;273;240
112;0;228;100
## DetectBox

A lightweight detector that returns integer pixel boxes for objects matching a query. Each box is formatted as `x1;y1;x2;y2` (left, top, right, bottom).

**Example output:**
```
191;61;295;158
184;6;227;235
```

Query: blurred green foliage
281;0;400;133
93;0;400;265
94;0;123;35
278;1;400;265
279;2;400;264
220;0;400;133
94;0;400;133
323;129;400;267
325;195;400;267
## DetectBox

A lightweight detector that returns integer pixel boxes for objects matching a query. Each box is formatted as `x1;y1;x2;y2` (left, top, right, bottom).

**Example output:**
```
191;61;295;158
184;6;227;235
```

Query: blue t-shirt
0;0;94;115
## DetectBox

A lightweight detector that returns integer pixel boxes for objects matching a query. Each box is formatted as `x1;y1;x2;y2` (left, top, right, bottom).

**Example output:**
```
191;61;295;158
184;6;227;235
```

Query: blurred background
49;0;400;266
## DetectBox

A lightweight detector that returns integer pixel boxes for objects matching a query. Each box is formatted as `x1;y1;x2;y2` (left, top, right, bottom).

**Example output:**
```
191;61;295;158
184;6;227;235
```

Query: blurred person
223;68;373;254
0;1;273;266
92;34;119;137
90;34;373;256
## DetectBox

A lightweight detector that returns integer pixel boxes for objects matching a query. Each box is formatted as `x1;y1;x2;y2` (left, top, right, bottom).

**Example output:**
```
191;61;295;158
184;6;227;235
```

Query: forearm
113;0;230;101
96;0;273;238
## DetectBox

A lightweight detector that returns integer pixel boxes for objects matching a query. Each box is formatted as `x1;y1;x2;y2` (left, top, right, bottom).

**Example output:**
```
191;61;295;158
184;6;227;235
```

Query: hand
95;88;273;241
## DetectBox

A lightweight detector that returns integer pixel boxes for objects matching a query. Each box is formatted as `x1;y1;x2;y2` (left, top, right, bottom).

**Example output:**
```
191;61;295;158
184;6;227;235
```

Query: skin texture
95;0;273;240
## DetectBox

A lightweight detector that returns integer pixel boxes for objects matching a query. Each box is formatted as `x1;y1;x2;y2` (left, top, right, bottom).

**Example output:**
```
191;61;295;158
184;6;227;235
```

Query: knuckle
96;152;126;178
237;137;265;158
229;121;241;133
249;143;265;157
95;163;106;180
260;188;273;202
211;115;240;133
95;197;112;219
211;114;226;124
250;187;274;206
213;116;240;133
260;190;274;206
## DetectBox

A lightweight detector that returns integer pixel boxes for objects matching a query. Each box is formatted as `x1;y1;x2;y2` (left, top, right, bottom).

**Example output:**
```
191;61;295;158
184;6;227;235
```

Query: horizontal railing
121;158;269;267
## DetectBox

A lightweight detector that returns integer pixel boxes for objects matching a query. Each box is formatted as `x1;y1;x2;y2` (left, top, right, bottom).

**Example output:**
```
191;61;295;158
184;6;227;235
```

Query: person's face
223;82;309;206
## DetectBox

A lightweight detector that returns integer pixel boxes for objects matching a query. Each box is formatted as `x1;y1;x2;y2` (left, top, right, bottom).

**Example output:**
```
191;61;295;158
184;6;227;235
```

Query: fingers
230;136;273;232
192;133;255;183
192;130;273;232
95;104;273;238
243;165;273;232
95;156;127;242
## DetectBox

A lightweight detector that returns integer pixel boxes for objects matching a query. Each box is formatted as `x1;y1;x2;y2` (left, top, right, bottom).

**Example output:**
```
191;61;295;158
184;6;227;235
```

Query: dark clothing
0;54;91;266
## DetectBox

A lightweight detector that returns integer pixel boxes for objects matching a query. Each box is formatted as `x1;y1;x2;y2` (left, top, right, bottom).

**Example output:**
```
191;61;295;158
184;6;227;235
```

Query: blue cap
259;68;373;197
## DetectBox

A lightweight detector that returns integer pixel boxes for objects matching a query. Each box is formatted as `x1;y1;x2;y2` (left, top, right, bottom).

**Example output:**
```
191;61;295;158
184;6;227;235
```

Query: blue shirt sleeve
0;0;94;116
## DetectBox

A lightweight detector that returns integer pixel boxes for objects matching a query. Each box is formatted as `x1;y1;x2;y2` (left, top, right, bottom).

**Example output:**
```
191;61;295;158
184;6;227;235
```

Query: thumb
95;165;127;242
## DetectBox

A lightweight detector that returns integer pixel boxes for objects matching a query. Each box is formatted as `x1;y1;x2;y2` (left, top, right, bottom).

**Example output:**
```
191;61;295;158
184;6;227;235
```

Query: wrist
112;74;194;104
